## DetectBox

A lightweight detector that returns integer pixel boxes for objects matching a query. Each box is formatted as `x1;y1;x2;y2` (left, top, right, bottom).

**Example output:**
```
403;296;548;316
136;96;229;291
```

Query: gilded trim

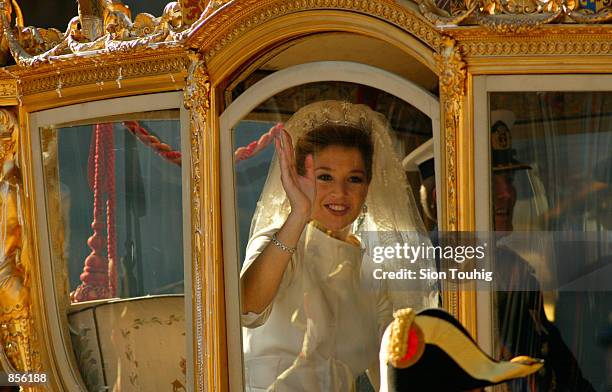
455;30;612;58
0;80;18;105
435;36;465;232
4;51;190;112
184;53;229;392
186;0;443;59
434;36;478;334
15;51;189;96
0;108;41;374
184;54;208;392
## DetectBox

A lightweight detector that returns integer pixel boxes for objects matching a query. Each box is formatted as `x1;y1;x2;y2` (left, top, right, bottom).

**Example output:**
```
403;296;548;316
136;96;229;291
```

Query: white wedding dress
240;100;438;392
241;223;392;392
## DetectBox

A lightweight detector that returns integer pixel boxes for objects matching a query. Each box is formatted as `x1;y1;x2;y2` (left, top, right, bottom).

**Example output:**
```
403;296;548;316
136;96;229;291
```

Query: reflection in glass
490;92;611;391
41;111;186;391
234;83;437;392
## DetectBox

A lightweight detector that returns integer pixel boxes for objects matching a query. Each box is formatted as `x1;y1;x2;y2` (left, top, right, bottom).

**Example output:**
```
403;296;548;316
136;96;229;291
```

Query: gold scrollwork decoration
0;80;16;99
566;6;612;23
186;0;443;61
0;108;40;374
418;0;479;27
417;0;612;33
0;0;193;68
183;53;209;392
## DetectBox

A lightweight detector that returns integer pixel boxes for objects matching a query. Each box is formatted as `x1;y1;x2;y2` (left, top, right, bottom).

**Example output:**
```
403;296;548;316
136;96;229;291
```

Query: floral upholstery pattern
69;295;186;391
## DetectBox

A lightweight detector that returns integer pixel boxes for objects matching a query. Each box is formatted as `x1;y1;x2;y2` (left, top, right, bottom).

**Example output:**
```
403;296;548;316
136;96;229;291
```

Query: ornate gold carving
185;0;443;60
183;53;209;392
0;0;24;65
0;0;191;67
417;0;612;32
180;0;207;24
181;0;230;23
0;108;40;373
199;0;230;20
418;0;478;26
12;52;189;97
0;80;16;100
455;30;612;57
435;36;468;321
435;37;465;232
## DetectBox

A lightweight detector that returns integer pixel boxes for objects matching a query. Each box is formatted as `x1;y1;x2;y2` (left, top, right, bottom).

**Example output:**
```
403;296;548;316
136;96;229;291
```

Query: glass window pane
233;82;437;391
41;110;187;391
489;92;612;391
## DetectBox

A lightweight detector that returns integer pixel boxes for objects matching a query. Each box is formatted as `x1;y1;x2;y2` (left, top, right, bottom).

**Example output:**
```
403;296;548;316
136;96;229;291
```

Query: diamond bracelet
271;233;296;254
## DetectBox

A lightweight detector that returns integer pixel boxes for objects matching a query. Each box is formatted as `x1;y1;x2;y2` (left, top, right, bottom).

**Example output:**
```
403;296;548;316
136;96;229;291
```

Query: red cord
123;121;182;166
72;123;117;302
73;120;177;302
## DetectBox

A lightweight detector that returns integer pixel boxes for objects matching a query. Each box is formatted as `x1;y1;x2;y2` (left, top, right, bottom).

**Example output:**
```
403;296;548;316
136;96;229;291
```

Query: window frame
219;60;440;391
473;74;612;358
29;91;191;391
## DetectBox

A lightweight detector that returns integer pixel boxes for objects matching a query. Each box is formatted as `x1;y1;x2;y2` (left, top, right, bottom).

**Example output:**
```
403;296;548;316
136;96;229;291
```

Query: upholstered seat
68;295;186;391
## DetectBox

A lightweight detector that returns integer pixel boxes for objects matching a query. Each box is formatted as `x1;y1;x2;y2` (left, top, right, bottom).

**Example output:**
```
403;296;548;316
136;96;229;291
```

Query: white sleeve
240;227;296;328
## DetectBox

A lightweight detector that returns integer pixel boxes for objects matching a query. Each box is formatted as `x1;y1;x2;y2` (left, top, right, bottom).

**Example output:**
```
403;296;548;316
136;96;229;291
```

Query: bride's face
311;145;369;234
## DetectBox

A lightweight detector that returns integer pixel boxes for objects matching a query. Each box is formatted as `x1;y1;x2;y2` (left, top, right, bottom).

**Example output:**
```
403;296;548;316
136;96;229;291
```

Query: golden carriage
0;0;610;390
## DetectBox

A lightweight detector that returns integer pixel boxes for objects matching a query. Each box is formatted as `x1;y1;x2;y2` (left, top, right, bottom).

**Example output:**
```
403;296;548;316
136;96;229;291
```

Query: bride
239;101;437;392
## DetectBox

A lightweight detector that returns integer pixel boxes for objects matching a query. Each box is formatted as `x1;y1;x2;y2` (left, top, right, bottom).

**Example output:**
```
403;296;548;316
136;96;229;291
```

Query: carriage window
40;110;187;391
232;81;437;391
489;92;612;391
233;82;433;260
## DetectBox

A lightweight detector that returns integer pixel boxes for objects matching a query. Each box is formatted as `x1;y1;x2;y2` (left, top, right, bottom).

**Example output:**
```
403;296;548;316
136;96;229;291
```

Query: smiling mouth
325;203;349;216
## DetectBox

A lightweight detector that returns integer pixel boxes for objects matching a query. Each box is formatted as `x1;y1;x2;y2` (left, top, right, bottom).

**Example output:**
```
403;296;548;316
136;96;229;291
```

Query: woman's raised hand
274;124;315;220
240;124;313;315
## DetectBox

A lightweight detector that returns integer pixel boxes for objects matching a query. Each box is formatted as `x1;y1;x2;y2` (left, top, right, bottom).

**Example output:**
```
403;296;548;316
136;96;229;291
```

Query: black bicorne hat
381;308;543;391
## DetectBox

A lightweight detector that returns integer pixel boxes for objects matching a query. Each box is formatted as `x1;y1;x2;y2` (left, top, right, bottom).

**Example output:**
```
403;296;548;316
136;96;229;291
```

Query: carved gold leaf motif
435;37;465;231
0;0;192;67
417;0;612;32
0;109;41;374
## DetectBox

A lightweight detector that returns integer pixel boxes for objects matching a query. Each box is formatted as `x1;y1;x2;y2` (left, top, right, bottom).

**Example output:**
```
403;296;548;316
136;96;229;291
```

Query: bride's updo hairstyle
294;124;374;182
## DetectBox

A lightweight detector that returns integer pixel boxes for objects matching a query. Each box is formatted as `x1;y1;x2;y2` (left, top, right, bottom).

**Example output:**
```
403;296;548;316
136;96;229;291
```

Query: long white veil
249;100;438;310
